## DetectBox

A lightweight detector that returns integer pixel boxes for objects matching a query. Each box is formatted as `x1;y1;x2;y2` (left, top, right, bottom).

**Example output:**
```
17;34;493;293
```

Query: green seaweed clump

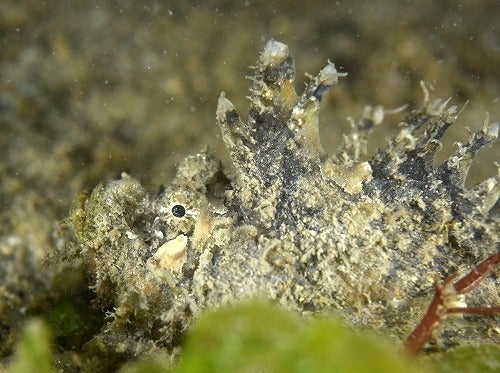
422;344;500;373
174;301;416;373
4;319;52;373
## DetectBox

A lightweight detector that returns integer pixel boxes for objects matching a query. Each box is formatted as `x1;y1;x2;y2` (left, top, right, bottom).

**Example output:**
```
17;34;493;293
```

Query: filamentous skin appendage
60;40;498;365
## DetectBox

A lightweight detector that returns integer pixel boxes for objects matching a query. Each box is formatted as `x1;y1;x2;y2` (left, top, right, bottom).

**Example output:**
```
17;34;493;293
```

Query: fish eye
171;204;186;218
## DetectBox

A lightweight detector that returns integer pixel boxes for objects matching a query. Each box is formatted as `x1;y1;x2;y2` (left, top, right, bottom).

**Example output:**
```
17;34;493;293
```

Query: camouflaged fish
61;40;499;364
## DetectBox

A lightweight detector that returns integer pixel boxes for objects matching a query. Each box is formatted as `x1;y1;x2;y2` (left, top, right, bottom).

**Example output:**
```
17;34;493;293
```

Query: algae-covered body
61;40;499;362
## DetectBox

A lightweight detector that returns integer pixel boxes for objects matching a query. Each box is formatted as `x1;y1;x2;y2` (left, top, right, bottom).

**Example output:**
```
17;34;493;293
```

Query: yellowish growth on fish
151;234;188;271
322;160;373;194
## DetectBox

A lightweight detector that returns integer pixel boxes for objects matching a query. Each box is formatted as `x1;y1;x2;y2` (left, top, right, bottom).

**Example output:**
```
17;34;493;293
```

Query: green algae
6;320;52;373
423;345;500;373
174;302;417;373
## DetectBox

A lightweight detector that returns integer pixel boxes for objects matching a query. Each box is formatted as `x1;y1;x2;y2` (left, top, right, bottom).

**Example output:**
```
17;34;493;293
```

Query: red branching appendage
404;252;500;356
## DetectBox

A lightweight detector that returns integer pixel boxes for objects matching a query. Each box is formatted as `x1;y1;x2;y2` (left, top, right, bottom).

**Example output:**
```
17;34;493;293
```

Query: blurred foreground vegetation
4;301;499;373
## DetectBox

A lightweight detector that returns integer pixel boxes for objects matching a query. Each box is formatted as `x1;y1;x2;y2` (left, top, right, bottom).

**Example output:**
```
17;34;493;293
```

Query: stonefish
60;40;499;365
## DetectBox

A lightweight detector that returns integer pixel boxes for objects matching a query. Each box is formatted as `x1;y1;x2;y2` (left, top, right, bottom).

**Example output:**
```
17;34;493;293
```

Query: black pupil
171;204;186;218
